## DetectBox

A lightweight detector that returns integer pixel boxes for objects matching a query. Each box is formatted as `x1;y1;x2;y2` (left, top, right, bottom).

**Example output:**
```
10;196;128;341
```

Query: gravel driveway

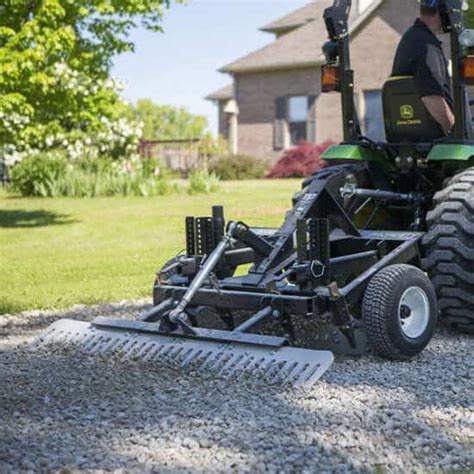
1;301;473;473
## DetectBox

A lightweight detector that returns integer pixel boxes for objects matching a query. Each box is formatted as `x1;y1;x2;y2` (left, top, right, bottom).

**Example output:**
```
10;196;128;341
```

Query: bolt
400;305;411;319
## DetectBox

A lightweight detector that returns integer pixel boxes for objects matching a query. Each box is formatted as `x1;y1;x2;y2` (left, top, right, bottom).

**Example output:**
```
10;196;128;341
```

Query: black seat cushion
382;76;444;143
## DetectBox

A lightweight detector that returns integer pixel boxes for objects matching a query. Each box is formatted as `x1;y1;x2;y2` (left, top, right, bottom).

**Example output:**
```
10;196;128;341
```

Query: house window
274;95;317;150
288;96;308;145
363;90;386;142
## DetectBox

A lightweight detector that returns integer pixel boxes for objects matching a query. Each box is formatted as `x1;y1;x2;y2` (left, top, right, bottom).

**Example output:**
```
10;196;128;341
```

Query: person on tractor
392;0;455;135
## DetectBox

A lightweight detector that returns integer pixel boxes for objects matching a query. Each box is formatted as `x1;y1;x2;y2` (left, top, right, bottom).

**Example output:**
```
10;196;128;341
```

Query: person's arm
415;44;454;135
421;96;455;134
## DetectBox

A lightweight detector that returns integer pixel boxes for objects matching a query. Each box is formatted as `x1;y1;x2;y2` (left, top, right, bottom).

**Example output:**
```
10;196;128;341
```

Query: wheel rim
398;287;430;339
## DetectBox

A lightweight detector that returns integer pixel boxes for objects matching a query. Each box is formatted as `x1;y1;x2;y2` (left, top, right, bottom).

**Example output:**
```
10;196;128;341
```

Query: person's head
420;0;443;33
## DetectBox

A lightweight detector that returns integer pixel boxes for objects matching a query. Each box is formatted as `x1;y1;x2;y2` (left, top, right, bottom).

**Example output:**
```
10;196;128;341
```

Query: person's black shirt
392;19;453;111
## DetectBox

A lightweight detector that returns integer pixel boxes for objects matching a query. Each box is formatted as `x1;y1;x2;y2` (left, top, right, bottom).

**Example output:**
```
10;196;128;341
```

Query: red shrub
267;141;335;178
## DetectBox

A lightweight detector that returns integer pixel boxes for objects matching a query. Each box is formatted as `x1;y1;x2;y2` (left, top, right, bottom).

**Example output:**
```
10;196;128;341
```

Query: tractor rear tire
422;167;474;334
362;264;438;360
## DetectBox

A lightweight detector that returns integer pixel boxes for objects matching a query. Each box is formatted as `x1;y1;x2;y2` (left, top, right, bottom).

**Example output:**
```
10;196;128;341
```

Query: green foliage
9;152;221;198
188;171;220;195
42;170;170;198
9;153;67;196
466;0;474;28
0;0;181;163
209;155;268;180
9;152;171;198
198;135;229;159
131;99;208;140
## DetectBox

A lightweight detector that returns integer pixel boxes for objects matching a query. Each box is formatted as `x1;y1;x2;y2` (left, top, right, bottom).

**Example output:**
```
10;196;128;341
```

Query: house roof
260;2;320;34
220;0;383;74
205;84;234;101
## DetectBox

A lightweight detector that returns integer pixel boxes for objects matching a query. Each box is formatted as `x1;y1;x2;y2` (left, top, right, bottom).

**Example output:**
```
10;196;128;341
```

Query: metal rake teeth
33;319;334;388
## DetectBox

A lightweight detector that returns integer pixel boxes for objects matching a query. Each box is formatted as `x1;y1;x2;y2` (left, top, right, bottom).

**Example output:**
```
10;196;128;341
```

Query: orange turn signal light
463;56;474;85
321;65;340;93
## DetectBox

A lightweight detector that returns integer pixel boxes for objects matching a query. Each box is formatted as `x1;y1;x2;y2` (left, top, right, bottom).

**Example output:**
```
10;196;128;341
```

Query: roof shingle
220;0;383;74
205;84;234;101
260;1;320;34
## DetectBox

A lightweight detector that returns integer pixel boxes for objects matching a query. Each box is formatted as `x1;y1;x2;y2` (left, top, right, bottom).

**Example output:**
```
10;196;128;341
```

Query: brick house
206;0;472;160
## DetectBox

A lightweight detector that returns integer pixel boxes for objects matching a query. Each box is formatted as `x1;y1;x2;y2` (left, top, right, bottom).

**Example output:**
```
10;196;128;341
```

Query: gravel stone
0;300;473;472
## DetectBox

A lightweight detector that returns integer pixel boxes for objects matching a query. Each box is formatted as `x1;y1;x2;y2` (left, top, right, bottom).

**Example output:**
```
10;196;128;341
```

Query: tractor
37;0;473;388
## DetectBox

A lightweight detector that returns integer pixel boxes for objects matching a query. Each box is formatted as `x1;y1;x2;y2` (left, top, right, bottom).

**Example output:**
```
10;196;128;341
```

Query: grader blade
33;319;334;388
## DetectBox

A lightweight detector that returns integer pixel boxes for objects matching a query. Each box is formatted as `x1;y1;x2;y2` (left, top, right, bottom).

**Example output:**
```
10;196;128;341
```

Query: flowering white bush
0;0;168;168
0;65;143;167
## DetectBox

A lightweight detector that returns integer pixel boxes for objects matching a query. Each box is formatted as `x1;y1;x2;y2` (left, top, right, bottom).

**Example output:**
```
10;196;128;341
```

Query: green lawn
0;180;300;314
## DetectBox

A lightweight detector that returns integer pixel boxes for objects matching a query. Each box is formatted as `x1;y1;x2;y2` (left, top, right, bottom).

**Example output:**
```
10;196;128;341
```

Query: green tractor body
318;0;473;332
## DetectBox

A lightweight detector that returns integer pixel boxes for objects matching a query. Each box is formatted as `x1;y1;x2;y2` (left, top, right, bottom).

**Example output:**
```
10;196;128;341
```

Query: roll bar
322;0;471;141
323;0;360;142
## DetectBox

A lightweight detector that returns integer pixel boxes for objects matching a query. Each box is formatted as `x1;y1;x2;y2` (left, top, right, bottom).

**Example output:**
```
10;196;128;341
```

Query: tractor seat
382;76;444;143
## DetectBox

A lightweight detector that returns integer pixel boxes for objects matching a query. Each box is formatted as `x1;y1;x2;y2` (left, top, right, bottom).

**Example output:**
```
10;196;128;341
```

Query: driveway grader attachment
35;168;438;387
35;0;473;387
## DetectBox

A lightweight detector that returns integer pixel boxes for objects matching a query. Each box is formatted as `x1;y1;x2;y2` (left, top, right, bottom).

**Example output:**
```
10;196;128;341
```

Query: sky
112;0;309;134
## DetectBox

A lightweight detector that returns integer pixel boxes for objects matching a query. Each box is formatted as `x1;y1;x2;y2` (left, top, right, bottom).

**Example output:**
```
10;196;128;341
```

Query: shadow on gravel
0;347;364;472
0;209;77;228
0;338;471;472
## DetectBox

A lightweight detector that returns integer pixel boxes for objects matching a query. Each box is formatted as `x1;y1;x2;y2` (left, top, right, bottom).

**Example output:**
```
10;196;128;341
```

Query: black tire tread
363;264;436;360
422;167;474;334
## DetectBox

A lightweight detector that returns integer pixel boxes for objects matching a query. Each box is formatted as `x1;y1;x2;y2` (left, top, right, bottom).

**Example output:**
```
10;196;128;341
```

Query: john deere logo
400;105;414;120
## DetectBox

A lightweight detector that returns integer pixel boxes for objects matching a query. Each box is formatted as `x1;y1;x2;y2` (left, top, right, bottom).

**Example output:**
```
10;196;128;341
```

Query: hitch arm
168;222;238;326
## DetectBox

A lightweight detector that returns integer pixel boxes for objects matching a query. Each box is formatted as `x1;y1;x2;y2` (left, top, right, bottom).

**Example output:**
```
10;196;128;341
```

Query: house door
363;90;385;142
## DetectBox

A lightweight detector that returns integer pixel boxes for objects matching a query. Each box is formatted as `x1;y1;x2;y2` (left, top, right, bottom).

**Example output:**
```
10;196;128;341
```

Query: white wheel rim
398;287;430;339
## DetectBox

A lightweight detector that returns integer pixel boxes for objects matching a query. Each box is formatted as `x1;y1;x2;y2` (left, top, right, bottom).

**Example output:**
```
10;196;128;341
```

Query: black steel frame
142;167;424;354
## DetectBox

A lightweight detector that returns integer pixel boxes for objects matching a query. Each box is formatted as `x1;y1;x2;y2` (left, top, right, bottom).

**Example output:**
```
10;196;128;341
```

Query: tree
0;0;181;165
131;100;209;141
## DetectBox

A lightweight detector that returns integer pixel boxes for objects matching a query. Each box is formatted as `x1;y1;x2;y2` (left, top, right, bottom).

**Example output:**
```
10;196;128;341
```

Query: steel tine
102;336;128;354
142;343;165;361
205;350;231;372
119;340;141;360
94;336;117;353
220;353;246;375
235;356;265;381
284;362;309;385
86;335;114;354
225;353;255;377
136;341;156;358
81;334;103;352
280;362;306;384
154;343;176;360
295;357;334;388
33;320;334;388
160;345;182;365
270;360;298;385
181;348;203;368
197;349;224;371
123;340;147;360
259;358;281;382
192;350;215;370
187;349;211;367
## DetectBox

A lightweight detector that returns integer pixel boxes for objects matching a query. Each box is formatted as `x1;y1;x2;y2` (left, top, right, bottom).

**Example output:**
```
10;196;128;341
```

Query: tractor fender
321;144;387;163
427;144;474;162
